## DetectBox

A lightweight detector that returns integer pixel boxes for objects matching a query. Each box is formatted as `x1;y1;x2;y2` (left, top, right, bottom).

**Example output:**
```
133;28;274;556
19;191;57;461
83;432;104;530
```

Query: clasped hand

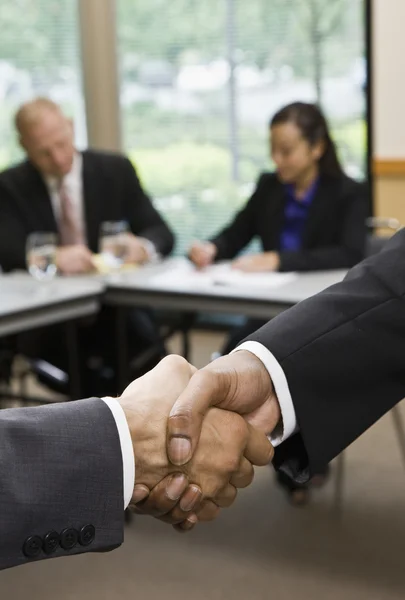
119;351;279;531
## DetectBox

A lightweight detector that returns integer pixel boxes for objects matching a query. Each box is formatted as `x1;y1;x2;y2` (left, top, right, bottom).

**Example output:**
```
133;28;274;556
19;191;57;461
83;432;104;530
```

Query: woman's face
270;121;323;184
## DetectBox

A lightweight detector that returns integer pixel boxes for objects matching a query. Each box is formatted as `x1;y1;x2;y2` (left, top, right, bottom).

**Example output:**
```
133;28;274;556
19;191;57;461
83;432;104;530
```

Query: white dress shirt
102;343;297;508
44;152;157;259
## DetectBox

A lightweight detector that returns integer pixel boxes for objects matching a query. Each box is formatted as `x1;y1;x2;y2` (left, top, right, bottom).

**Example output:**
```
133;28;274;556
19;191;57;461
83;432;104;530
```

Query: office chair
334;216;405;512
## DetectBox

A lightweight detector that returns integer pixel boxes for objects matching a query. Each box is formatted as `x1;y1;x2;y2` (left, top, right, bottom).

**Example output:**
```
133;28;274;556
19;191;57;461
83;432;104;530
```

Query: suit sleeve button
79;524;95;547
60;528;79;551
43;531;60;555
23;535;43;558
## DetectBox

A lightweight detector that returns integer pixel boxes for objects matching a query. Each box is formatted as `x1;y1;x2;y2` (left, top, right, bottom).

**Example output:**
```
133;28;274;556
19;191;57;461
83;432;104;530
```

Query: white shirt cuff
231;341;297;446
102;397;135;509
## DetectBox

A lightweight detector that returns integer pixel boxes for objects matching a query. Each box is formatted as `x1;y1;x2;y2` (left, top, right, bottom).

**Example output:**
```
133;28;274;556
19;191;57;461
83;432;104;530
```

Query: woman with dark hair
189;101;367;505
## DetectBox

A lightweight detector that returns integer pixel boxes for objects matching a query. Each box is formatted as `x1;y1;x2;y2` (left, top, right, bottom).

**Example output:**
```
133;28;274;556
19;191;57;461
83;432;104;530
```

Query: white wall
373;0;405;157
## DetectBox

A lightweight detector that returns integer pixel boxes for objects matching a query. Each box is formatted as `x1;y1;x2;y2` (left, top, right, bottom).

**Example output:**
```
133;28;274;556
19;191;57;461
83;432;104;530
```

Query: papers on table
149;262;297;289
212;267;297;288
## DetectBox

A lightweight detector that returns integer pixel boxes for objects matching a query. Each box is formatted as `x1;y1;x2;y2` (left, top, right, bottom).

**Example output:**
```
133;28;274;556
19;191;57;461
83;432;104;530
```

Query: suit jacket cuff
231;341;297;445
102;398;135;508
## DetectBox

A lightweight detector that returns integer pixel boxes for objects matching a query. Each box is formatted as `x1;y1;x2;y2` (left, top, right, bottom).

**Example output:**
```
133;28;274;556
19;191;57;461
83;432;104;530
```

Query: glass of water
99;221;129;270
26;232;57;281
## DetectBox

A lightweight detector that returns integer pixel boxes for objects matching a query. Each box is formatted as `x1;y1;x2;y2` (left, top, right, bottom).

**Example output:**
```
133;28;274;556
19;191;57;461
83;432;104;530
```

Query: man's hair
15;97;65;136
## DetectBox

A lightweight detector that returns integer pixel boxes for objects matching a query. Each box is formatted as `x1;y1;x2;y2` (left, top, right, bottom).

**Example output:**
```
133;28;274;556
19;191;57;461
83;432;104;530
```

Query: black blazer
0;150;174;272
246;229;405;483
210;172;367;271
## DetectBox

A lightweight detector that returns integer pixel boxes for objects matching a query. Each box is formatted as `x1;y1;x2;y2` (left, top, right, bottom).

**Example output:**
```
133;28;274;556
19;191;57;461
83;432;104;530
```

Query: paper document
150;261;296;289
211;266;297;288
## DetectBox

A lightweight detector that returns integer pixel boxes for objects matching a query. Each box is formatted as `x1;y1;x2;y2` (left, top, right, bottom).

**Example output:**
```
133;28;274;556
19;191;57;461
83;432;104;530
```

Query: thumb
167;367;229;466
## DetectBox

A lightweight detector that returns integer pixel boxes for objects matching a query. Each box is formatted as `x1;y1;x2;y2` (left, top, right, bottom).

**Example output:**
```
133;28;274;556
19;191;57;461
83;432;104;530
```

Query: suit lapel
262;179;286;249
301;176;334;247
23;162;57;231
82;151;102;252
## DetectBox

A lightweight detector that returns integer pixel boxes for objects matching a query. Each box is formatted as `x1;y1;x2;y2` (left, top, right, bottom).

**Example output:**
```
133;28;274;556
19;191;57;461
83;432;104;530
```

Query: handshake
118;350;281;531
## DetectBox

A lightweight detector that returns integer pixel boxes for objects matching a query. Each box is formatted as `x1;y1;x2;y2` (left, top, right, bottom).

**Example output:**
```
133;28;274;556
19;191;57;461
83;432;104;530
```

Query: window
117;0;368;255
0;0;86;168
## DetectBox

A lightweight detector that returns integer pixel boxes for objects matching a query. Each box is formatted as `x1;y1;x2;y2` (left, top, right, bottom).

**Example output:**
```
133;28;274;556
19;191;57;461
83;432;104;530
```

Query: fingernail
132;485;149;504
169;436;192;465
179;486;201;512
166;474;187;501
186;514;198;526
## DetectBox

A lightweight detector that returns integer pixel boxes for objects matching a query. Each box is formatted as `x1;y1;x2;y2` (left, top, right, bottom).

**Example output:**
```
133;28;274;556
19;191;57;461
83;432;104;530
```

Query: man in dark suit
0;355;273;571
0;98;174;394
137;228;405;519
0;97;173;273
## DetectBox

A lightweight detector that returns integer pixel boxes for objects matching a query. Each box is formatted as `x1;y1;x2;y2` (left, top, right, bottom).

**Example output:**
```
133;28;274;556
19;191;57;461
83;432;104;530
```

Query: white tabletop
0;261;348;333
104;258;348;318
0;274;104;336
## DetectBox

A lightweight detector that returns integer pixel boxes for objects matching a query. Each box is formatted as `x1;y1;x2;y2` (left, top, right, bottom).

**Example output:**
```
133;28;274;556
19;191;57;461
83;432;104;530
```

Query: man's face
20;110;75;178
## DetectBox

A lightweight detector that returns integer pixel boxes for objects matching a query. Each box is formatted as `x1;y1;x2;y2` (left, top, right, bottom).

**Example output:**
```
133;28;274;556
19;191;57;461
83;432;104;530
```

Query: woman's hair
270;102;343;177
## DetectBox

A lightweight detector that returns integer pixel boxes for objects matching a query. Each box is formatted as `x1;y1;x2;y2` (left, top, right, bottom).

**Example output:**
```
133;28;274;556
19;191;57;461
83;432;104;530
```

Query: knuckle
161;354;190;371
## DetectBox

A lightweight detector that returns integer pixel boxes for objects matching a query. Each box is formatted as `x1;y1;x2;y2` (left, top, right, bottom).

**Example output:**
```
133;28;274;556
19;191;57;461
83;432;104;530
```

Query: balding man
0;98;174;395
0;97;173;272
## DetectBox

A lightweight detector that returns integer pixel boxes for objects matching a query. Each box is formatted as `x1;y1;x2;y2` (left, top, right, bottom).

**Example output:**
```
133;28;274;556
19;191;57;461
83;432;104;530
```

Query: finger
167;369;226;466
229;457;254;489
132;474;189;518
173;514;198;533
244;423;274;466
131;484;150;504
178;484;203;512
212;484;237;508
195;499;221;522
156;485;203;525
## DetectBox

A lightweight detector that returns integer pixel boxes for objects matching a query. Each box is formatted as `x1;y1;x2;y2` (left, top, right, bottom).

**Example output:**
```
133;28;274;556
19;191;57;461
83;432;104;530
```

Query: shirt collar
285;177;319;206
44;151;82;191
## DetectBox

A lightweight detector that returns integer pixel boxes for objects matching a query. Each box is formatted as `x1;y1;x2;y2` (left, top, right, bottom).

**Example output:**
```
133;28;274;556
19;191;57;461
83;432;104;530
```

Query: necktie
58;181;85;246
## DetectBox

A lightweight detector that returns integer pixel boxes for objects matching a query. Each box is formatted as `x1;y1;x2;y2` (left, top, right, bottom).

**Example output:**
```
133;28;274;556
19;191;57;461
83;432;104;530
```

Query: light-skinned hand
118;355;274;529
188;241;217;268
56;244;96;275
232;251;280;272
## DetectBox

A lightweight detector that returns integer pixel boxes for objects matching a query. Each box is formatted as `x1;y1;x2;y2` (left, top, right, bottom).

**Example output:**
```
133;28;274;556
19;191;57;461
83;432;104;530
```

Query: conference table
104;258;347;318
0;274;104;399
103;258;348;386
0;260;348;396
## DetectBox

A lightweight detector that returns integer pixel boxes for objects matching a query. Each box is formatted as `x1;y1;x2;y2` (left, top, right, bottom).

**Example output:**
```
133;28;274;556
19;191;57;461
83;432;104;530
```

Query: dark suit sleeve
122;158;174;256
278;181;367;272
0;182;27;272
0;398;124;571
210;174;266;260
245;229;405;482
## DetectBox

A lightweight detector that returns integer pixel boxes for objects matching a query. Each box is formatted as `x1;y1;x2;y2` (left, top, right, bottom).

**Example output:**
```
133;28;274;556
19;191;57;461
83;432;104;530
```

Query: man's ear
19;135;28;153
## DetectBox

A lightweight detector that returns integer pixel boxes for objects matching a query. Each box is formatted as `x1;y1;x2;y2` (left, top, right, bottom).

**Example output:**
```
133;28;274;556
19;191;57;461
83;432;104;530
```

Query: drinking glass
26;232;57;281
99;221;129;270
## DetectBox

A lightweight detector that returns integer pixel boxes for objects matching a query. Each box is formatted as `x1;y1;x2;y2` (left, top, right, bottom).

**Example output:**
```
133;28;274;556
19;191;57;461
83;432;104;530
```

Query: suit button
23;535;43;558
43;531;60;555
79;524;95;547
60;528;79;551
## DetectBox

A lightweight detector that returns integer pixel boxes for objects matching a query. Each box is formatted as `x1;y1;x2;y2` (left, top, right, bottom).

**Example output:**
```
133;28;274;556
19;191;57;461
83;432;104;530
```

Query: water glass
26;232;57;281
99;221;129;269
